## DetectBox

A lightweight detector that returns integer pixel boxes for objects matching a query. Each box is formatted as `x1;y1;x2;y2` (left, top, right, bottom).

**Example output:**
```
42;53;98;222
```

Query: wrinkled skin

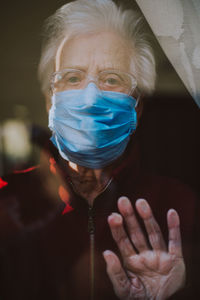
103;197;185;300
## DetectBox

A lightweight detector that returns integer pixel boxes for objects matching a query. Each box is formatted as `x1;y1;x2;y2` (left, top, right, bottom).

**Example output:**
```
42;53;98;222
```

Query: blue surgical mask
48;83;137;169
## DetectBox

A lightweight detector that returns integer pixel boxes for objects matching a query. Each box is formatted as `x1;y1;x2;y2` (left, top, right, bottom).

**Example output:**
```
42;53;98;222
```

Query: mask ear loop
135;93;141;108
130;86;141;107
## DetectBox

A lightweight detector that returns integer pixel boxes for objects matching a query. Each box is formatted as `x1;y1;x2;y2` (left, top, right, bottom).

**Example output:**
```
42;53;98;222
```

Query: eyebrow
58;66;124;73
61;65;87;71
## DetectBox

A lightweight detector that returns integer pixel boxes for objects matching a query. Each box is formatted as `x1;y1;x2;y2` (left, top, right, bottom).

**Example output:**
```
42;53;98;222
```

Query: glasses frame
50;68;137;96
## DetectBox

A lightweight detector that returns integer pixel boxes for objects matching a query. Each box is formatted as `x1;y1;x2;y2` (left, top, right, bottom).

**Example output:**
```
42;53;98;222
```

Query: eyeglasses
51;68;137;95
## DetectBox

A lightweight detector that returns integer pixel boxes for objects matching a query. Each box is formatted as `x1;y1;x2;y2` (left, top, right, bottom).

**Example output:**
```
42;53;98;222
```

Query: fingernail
119;196;129;209
168;209;179;226
103;250;111;257
137;199;148;212
170;210;176;221
103;251;115;264
109;213;122;224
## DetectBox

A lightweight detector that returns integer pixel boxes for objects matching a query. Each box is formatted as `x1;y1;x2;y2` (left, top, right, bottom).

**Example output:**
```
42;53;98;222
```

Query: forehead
55;31;133;73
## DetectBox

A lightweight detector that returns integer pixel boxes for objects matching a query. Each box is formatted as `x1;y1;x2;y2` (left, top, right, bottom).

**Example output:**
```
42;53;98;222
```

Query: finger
118;196;148;252
103;250;142;299
136;199;167;251
108;213;136;257
167;209;183;257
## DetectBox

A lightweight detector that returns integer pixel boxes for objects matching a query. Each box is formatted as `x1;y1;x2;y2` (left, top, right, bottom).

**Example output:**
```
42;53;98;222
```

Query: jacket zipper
88;206;95;300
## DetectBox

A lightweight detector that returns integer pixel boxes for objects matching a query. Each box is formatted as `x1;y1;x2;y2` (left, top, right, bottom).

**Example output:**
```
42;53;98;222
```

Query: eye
101;73;122;86
52;69;85;92
67;76;81;83
105;77;119;85
63;72;83;86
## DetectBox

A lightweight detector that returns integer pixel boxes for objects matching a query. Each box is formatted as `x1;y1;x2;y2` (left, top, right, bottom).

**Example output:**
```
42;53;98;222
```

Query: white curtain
136;0;200;107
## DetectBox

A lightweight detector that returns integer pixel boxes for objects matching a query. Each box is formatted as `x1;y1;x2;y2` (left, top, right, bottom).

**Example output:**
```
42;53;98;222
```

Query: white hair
38;0;156;96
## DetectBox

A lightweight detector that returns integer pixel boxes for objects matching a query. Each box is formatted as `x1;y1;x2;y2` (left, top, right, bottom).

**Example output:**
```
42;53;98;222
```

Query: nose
82;82;100;106
83;74;98;89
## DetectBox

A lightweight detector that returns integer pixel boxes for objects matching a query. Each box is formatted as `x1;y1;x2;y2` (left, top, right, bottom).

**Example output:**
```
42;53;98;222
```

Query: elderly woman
0;0;198;300
38;0;186;298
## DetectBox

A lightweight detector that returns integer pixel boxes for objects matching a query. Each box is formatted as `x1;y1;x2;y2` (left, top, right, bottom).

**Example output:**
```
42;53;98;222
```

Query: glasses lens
52;70;85;92
99;71;136;94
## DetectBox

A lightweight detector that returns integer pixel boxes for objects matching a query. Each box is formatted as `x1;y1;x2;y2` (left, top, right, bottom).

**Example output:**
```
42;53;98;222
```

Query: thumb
103;250;131;299
103;250;145;299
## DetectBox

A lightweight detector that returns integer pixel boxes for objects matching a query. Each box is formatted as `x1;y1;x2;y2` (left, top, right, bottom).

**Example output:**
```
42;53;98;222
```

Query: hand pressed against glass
103;197;185;300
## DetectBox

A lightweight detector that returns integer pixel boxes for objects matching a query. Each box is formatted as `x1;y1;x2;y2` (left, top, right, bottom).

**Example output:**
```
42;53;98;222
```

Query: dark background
0;0;199;195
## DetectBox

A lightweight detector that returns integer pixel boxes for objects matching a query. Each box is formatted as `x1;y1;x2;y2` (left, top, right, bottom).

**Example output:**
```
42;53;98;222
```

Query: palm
126;251;184;299
103;197;185;300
